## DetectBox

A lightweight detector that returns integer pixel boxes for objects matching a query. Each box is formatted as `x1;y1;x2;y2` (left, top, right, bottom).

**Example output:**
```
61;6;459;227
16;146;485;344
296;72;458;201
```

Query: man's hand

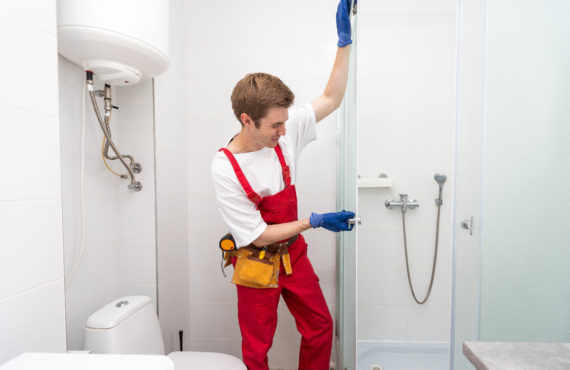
310;210;356;232
336;0;354;47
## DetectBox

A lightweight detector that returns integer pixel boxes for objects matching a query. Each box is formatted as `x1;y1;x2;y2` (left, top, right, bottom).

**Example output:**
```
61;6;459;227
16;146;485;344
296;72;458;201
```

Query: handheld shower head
434;173;446;206
434;173;447;185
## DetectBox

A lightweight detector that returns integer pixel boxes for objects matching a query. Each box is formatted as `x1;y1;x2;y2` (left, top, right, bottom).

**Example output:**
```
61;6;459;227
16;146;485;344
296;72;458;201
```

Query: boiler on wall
57;0;170;85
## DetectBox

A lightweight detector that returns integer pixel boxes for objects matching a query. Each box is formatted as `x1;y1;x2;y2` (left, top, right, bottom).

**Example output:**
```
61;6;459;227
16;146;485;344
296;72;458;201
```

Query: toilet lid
167;352;246;370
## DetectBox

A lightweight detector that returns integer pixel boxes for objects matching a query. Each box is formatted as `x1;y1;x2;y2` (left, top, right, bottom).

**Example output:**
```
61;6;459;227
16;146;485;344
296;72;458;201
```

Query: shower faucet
385;194;420;212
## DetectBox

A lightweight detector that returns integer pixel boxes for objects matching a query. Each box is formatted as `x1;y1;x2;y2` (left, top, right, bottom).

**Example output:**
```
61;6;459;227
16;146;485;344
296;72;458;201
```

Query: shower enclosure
336;0;570;369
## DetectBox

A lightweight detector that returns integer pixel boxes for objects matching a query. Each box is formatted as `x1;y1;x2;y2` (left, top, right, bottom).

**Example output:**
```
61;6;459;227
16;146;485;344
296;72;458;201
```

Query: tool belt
219;234;297;289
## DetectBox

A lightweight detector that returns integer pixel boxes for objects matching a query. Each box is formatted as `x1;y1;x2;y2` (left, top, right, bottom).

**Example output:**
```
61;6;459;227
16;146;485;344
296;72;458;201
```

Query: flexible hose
102;136;124;178
100;109;124;177
88;88;137;185
400;202;442;304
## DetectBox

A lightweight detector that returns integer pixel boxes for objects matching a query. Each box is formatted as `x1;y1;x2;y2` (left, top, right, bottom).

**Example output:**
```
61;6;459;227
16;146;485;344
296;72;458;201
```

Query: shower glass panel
453;0;570;368
336;7;358;370
479;0;570;342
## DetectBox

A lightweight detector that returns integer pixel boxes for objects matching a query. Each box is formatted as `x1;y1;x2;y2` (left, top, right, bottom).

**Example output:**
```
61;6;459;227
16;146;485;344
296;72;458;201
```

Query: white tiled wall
0;0;66;364
356;0;457;343
154;0;190;353
59;59;157;350
184;0;339;368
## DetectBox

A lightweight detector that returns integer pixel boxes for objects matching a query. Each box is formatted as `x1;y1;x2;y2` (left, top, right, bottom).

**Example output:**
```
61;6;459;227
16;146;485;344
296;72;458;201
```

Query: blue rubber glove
310;210;356;232
336;0;355;47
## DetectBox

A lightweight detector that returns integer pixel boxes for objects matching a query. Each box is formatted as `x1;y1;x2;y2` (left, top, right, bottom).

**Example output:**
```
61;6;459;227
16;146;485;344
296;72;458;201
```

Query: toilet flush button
115;300;129;308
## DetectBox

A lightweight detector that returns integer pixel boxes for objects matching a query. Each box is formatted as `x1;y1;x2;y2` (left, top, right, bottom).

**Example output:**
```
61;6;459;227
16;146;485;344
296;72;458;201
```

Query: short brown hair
231;73;295;127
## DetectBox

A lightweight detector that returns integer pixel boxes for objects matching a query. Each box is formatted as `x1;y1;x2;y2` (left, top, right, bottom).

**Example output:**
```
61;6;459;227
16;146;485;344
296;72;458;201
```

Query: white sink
0;352;175;370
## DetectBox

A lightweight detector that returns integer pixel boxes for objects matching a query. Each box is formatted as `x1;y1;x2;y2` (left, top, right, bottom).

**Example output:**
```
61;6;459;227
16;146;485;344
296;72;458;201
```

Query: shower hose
400;201;442;305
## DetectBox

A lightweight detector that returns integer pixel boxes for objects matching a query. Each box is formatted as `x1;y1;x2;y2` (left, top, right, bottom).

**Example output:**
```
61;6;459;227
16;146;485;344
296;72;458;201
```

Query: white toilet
83;296;246;369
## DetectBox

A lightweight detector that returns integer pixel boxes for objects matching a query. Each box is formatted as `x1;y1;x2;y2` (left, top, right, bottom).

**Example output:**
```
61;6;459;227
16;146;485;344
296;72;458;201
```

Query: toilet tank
84;296;165;355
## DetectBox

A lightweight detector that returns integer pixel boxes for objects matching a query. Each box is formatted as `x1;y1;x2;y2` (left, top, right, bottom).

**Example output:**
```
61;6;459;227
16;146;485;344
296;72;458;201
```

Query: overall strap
219;148;263;207
273;144;291;186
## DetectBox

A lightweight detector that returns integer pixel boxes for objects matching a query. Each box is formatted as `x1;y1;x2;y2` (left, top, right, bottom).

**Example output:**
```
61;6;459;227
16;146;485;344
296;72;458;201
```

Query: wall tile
358;268;412;306
119;194;156;240
274;304;303;340
358;11;456;81
63;242;120;308
407;303;451;341
155;150;188;195
358;230;404;269
0;105;62;201
318;268;337;304
0;280;66;362
304;229;337;270
189;228;228;268
0;11;58;116
189;268;236;303
362;0;456;13
156;195;187;239
158;232;189;283
297;193;337;219
187;195;228;230
158;270;189;324
5;0;57;35
303;118;338;157
358;305;409;341
119;240;157;284
296;155;336;194
0;200;64;299
83;196;121;246
268;338;302;370
189;302;240;339
115;80;155;149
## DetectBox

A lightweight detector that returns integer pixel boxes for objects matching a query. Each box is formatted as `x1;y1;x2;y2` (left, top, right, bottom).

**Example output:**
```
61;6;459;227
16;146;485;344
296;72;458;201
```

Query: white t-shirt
211;103;317;247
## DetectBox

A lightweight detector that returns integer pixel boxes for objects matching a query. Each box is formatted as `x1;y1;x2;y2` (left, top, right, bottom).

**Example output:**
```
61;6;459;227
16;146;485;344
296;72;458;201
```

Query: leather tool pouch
231;247;280;289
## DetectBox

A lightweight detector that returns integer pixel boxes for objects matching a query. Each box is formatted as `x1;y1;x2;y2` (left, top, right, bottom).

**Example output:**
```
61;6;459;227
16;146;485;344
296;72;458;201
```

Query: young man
211;1;355;369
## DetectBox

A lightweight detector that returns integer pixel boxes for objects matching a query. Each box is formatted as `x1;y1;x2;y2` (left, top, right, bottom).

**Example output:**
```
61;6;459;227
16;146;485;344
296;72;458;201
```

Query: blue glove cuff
338;38;352;48
310;212;323;228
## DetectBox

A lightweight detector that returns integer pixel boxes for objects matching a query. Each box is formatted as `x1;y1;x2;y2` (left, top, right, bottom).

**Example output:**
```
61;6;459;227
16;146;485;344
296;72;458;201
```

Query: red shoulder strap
218;148;263;207
273;144;291;186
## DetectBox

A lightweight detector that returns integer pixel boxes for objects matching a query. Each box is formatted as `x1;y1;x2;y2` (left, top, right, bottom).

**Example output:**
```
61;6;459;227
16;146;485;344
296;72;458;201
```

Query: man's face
252;107;288;149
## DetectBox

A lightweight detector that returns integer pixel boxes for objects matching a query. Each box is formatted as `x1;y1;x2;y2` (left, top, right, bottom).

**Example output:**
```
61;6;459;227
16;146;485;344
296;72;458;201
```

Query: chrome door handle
348;217;361;226
461;217;474;236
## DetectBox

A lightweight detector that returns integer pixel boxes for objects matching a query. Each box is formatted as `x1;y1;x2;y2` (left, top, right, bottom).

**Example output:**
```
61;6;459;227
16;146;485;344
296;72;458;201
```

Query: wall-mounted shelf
357;176;394;188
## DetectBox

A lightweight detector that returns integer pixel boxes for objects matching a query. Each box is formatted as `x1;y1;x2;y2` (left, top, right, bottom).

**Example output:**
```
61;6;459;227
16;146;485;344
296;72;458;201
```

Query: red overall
220;145;333;370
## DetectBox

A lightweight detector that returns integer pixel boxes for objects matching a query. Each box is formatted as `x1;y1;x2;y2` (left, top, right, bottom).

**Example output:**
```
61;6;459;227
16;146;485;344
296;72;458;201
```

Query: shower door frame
449;0;487;368
335;4;359;369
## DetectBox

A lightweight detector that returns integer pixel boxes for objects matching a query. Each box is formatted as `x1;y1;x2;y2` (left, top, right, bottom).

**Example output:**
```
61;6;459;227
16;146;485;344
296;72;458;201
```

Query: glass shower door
336;5;358;370
452;0;570;368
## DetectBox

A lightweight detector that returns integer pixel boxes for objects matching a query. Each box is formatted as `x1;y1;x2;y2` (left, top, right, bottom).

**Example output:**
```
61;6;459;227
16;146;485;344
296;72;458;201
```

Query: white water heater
57;0;170;85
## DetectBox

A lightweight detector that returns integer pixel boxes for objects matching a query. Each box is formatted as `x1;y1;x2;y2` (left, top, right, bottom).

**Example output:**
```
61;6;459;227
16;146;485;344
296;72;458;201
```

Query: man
211;1;355;369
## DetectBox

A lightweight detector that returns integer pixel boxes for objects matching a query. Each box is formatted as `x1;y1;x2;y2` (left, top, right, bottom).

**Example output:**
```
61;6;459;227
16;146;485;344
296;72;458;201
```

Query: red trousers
236;247;333;370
